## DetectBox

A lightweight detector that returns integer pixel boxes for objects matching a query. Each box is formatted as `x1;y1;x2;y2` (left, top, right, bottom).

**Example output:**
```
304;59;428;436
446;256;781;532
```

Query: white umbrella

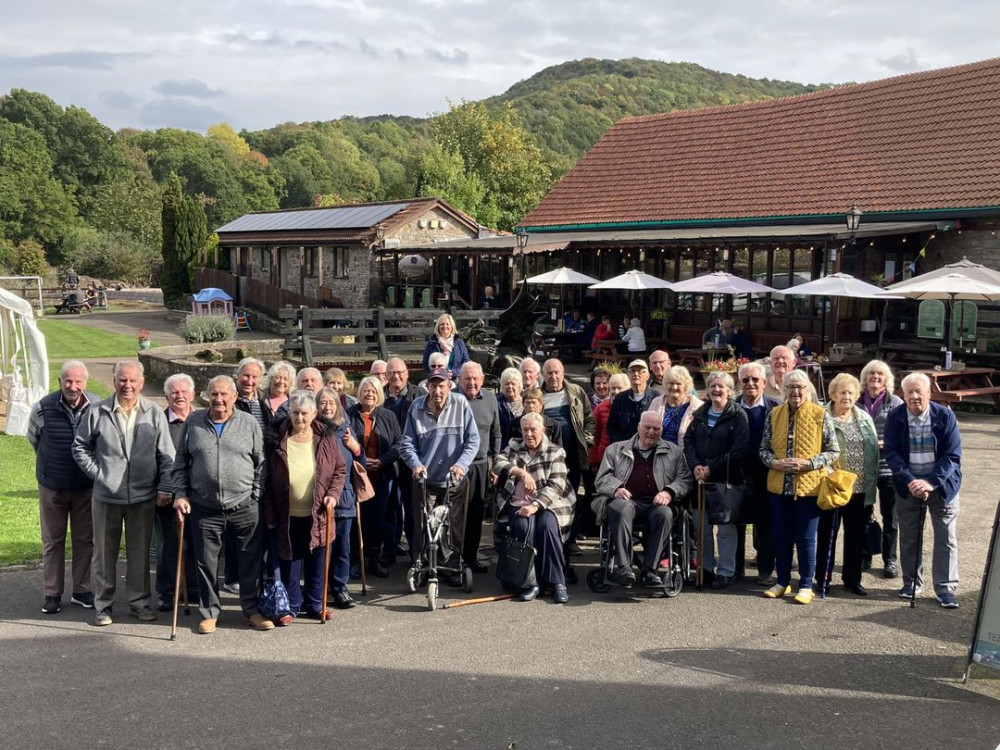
526;267;601;285
904;256;1000;287
588;269;673;290
883;273;1000;300
791;272;902;299
669;271;777;295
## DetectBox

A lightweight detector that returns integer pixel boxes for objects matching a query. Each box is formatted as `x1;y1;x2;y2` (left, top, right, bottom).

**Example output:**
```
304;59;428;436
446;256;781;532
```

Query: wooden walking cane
170;511;186;640
696;480;706;590
356;501;367;597
321;505;333;624
442;594;515;609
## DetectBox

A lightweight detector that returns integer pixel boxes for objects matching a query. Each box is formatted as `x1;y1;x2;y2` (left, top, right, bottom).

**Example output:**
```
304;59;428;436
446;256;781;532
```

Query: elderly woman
323;368;357;410
815;373;879;596
510;387;563;447
265;361;296;422
422;313;470;379
684;371;749;590
493;411;575;603
759;369;840;605
650;365;704;446
263;390;346;621
589;373;630;471
315;387;364;609
348;376;401;577
497;367;524;447
589;368;613;410
859;359;904;578
621;317;646;353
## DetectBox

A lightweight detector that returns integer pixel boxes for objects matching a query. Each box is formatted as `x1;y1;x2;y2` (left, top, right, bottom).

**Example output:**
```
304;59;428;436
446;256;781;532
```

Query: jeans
770;493;821;590
328;518;353;592
701;522;738;578
278;516;327;615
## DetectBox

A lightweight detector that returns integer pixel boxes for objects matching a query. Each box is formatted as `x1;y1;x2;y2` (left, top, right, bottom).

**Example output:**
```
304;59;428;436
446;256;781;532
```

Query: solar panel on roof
216;203;408;233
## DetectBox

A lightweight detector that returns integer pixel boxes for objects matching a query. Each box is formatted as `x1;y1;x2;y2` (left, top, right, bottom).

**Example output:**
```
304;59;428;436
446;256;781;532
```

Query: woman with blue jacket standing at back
422;313;470;379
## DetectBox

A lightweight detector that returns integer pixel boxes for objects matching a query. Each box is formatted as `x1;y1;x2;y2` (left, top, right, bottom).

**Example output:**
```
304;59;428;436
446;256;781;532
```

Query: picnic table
900;367;1000;407
534;330;588;361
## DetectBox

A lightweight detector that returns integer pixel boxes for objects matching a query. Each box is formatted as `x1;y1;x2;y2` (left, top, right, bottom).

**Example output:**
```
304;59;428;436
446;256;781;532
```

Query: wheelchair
586;495;693;598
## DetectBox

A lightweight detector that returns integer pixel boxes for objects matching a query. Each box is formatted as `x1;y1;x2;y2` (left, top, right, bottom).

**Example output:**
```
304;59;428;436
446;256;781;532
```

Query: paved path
2;413;999;748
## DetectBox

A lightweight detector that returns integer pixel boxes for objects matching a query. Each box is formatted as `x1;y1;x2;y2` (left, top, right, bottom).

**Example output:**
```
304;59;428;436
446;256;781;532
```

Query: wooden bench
935;386;1000;404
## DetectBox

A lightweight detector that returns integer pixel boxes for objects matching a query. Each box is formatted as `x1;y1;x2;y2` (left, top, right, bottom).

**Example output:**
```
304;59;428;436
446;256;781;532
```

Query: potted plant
649;308;669;337
137;329;151;350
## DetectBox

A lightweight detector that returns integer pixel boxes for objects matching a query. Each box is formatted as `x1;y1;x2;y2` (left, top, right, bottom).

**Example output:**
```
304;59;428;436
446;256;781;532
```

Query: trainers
70;592;95;609
884;561;899;579
129;606;157;622
93;608;113;626
553;584;569;604
245;613;275;631
937;592;959;609
42;596;62;615
794;588;815;605
610;566;636;587
156;598;173;612
763;584;792;599
221;581;240;594
333;591;356;609
898;583;924;598
197;618;217;634
276;614;295;626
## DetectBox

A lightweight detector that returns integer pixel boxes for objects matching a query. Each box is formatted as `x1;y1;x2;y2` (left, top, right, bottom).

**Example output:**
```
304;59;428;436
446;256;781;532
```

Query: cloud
154;78;222;99
877;49;922;74
99;90;137;109
138;97;227;131
0;50;147;71
425;48;470;66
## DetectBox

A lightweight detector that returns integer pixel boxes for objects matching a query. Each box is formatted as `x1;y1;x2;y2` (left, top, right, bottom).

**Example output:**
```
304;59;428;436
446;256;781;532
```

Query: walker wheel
664;570;683;598
405;567;418;593
586;568;612;593
462;566;474;593
427;581;438;611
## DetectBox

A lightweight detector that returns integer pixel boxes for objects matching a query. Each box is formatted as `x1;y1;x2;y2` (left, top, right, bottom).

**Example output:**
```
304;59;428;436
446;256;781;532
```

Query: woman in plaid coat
493;412;576;603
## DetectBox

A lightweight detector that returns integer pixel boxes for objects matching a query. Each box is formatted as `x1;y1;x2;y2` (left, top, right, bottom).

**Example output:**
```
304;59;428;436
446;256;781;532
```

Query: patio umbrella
668;271;777;295
789;272;903;350
902;256;1000;286
588;270;673;291
525;267;600;285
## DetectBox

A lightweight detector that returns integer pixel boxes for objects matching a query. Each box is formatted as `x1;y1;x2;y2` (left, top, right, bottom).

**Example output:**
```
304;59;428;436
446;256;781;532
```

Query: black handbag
865;518;883;557
496;516;536;590
702;451;748;525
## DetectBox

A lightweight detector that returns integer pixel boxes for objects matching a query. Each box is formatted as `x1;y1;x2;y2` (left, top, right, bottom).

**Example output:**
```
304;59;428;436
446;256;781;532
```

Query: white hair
112;360;143;378
900;372;932;391
163;373;195;395
460;361;484;377
287;389;318;413
235;357;264;377
60;360;89;379
520;411;544;430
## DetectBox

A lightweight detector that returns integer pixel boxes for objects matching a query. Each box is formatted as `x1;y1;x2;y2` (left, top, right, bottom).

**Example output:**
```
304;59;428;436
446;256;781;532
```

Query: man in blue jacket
883;372;962;608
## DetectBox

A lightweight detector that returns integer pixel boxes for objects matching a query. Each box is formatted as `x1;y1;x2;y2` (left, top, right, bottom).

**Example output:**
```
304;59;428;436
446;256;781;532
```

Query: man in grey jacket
172;375;270;633
72;361;174;626
458;361;501;573
595;411;693;588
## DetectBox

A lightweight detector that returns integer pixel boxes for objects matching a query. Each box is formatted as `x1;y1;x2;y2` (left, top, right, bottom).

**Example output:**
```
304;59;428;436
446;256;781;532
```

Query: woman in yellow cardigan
758;370;840;604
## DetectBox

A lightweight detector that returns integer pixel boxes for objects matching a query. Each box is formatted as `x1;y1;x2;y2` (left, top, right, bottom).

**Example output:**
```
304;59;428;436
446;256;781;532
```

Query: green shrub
14;239;48;276
987;338;1000;353
181;313;235;344
68;230;158;285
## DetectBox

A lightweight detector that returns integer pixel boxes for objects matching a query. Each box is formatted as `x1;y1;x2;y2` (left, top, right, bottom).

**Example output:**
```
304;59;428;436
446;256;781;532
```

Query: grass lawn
0;435;45;566
37;318;146;360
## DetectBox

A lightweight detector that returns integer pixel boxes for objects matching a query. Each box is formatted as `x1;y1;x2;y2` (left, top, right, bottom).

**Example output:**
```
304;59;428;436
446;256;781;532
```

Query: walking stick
442;593;515;609
356;501;367;597
321;506;332;624
696;481;706;590
911;498;927;609
821;509;840;599
179;551;190;615
170;512;186;640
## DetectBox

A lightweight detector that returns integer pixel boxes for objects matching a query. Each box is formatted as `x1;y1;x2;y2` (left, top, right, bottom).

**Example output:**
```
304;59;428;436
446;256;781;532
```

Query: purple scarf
861;389;885;420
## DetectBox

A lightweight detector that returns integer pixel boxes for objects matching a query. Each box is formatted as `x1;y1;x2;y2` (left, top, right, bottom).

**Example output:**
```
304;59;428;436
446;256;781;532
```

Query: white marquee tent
0;286;48;435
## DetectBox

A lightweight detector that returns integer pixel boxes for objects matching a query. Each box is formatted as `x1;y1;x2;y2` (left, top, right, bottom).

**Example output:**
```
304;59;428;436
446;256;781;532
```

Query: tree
14;239;48;276
160;173;207;307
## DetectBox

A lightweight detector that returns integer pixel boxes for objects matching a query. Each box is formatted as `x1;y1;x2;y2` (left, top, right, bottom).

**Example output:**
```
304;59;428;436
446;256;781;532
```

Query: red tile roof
520;58;1000;229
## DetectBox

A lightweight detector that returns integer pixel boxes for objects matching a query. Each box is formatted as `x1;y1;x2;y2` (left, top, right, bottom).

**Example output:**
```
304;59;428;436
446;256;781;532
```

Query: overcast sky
2;0;997;133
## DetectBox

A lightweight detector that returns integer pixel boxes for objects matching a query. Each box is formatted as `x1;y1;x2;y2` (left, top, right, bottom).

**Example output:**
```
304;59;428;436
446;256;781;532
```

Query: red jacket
589;399;614;469
263;420;346;560
591;323;616;350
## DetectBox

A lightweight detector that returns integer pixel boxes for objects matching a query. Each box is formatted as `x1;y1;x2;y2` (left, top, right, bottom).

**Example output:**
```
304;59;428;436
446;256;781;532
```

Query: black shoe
379;552;397;567
42;596;61;615
711;575;733;590
641;570;663;588
333;591;357;609
444;573;464;588
610;566;636;587
70;592;95;609
368;560;389;578
845;584;868;596
517;585;540;602
553;584;569;604
469;560;489;574
565;541;583;557
884;561;899;579
861;557;872;572
156;599;173;612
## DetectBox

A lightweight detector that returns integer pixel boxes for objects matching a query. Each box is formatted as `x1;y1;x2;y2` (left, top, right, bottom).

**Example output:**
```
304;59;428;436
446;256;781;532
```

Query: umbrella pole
820;294;828;355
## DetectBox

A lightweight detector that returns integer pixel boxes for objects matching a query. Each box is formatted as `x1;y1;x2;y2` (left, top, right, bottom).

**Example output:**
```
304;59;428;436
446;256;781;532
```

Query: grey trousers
92;499;156;612
39;485;94;598
896;491;959;595
608;498;673;571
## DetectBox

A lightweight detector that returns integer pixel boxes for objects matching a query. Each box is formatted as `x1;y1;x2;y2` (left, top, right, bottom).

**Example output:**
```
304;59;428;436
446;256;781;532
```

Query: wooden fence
193;268;238;299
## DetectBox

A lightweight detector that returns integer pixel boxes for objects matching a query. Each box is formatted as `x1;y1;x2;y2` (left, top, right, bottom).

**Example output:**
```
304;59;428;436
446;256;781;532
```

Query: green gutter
517;206;1000;233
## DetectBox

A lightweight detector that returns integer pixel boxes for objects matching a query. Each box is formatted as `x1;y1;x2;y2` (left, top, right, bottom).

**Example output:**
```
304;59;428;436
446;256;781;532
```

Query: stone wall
138;339;283;392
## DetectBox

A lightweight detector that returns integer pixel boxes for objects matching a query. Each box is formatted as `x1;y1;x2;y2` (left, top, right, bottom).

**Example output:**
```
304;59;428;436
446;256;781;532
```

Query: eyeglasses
387;370;406;376
741;377;762;383
785;385;807;391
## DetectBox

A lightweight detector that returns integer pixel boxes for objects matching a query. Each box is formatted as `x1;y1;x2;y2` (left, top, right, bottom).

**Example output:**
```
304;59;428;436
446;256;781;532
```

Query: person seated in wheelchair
399;367;480;587
594;411;693;588
492;412;575;603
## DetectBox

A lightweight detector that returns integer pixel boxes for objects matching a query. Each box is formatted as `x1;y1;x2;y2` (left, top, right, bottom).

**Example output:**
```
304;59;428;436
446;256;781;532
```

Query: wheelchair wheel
462;566;474;593
664;570;683;598
586;568;612;593
427;580;438;611
405;567;418;593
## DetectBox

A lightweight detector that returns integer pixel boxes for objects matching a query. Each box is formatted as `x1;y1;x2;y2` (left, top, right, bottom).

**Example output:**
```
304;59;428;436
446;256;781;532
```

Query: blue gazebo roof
192;288;233;303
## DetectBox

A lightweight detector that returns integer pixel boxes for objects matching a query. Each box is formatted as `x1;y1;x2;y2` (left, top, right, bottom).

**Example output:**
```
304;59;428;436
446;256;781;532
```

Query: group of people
29;317;964;634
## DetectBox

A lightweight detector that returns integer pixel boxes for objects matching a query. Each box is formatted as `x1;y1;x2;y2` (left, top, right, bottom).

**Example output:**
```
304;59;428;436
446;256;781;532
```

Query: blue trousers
278;516;327;616
327;517;353;593
507;507;565;587
769;493;821;590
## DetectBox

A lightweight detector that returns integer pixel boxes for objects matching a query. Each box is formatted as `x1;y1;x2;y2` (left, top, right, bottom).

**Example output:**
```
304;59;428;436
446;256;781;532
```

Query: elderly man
399;367;480;585
542;358;595;554
154;373;199;611
173;375;270;633
608;359;656;444
703;319;734;349
648;350;671;393
296;367;324;393
883;372;962;608
72;361;174;626
735;361;781;585
28;360;101;615
382;357;426;559
370;360;389;388
233;357;273;430
596;411;693;587
458;361;501;573
763;345;796;402
384;357;425;426
520;357;541;391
